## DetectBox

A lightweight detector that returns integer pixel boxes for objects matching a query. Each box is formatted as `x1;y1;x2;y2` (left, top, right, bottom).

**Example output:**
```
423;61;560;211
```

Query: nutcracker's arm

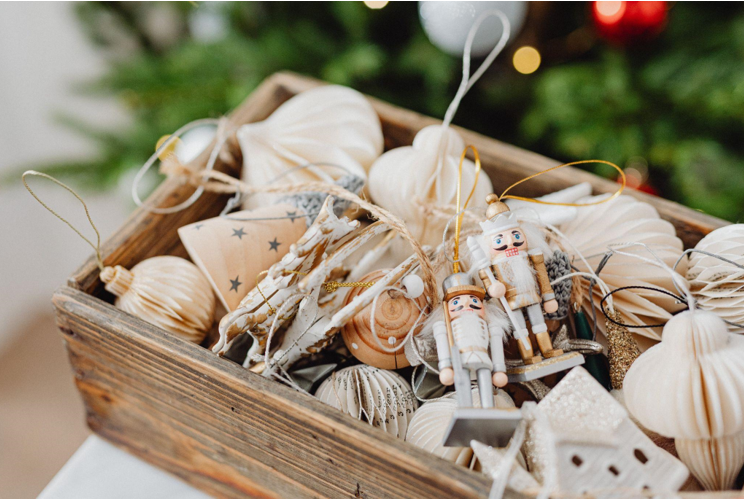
528;249;555;302
432;320;452;371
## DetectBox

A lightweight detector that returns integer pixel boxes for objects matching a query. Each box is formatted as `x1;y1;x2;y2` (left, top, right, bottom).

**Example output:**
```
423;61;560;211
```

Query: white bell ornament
237;85;383;208
623;309;744;490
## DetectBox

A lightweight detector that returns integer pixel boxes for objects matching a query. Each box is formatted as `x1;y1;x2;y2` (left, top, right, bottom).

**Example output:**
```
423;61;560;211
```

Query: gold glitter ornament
605;309;641;390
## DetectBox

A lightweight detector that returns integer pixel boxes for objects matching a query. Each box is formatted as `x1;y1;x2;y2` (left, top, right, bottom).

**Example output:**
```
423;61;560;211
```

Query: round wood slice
341;269;426;369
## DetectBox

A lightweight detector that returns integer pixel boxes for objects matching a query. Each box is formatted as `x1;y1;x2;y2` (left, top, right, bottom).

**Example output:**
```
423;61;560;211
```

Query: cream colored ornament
687;224;744;334
471;440;540;496
559;194;687;342
237;85;383;208
624;309;744;490
100;256;216;344
178;203;307;312
368;125;493;252
315;365;417;439
405;388;517;468
523;366;689;496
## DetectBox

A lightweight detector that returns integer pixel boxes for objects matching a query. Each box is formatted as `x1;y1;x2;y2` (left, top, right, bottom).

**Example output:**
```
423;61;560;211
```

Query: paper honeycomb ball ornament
100;256;216;344
686;224;744;335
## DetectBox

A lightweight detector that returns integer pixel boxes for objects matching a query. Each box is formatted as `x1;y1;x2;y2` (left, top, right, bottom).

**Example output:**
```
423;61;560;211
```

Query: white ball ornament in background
418;1;527;57
623;309;744;490
687;224;744;334
368;125;493;252
237;85;383;208
405;388;517;468
314;365;417;439
100;256;216;344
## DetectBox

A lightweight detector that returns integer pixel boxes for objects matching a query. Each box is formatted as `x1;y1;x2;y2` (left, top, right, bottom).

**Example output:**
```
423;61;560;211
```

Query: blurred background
1;1;743;497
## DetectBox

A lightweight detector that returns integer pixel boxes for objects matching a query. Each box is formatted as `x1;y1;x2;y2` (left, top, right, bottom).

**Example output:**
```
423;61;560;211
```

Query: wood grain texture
57;72;734;499
53;286;490;498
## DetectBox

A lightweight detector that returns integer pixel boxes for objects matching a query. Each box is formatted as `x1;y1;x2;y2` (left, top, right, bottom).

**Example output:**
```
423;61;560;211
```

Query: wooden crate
52;72;728;498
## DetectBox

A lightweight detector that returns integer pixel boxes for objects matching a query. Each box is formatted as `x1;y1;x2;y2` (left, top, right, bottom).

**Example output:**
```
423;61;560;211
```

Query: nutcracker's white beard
496;252;536;298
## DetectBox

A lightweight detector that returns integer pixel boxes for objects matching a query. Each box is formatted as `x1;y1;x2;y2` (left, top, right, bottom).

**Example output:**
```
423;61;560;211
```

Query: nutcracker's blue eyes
471;298;478;303
514;233;521;240
453;299;459;305
494;238;503;245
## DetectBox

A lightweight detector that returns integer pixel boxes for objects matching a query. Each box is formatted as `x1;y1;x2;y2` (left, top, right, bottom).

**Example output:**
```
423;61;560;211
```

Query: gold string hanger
498;159;627;207
452;145;482;274
22;171;105;272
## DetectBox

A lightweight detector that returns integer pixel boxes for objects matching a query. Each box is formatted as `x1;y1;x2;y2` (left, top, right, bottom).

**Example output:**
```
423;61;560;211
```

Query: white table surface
39;436;212;499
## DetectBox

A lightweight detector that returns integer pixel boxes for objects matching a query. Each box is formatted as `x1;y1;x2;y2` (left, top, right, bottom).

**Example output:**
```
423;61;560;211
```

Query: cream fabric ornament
405;388;517;468
687;224;744;334
559;194;687;342
237;85;383;208
623;309;744;491
100;256;216;344
368;125;493;251
315;365;417;439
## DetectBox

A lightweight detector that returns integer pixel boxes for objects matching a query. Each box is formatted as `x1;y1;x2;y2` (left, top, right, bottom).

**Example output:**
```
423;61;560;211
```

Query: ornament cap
101;265;133;297
485;195;511;220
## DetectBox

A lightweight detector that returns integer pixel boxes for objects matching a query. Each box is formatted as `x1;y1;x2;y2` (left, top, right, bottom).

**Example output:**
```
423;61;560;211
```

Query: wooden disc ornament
341;269;426;369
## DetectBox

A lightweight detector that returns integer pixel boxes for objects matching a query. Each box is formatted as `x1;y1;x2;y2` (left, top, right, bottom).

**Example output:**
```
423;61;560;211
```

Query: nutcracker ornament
468;195;585;382
431;146;522;448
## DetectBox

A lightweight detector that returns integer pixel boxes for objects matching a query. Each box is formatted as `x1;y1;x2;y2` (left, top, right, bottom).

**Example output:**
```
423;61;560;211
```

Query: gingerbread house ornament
522;367;689;496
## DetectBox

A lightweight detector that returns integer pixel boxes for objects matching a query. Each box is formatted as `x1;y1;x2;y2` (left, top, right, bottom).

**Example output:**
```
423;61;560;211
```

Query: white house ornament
623;309;744;490
686;224;744;334
367;125;493;254
468;198;584;382
237;84;383;208
314;364;417;439
522;367;689;496
101;256;216;344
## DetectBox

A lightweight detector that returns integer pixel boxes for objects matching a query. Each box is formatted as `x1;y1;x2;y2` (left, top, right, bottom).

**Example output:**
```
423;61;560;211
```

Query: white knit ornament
100;256;216;344
687;224;744;334
624;309;744;490
237;85;383;208
368;125;492;252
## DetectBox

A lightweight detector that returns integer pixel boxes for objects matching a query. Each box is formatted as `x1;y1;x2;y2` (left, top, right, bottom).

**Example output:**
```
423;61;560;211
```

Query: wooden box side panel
54;286;491;499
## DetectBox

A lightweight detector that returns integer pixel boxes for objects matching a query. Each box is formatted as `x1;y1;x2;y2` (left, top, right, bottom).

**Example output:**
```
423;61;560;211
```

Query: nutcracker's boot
525;304;564;358
513;308;542;364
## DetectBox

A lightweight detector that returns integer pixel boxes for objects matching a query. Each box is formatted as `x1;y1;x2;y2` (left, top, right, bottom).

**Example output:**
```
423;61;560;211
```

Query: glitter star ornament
522;367;688;496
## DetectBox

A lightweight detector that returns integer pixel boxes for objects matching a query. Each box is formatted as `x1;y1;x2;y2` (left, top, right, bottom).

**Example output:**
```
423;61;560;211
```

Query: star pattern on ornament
268;237;281;252
286;211;299;223
231;227;247;239
229;276;242;292
193;223;204;231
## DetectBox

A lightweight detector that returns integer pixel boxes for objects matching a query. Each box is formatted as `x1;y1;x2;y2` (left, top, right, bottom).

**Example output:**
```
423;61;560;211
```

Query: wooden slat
53;286;491;499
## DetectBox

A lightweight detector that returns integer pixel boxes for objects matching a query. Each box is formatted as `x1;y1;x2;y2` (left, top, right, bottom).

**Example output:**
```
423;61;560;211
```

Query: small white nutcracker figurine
474;195;563;364
432;273;510;409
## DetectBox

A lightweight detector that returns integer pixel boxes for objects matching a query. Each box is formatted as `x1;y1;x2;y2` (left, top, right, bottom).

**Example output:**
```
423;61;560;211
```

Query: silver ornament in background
418;1;527;57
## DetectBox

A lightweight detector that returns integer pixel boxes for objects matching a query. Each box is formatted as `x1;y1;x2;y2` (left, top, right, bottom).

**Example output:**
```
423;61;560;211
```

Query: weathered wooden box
52;72;728;498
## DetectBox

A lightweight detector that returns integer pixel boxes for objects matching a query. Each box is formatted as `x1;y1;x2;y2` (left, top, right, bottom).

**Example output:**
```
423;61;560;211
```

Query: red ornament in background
592;1;668;46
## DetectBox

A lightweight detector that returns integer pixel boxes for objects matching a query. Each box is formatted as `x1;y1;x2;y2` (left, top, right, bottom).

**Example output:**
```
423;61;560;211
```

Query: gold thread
453;145;482;273
499;160;626;206
255;270;276;316
22;171;104;272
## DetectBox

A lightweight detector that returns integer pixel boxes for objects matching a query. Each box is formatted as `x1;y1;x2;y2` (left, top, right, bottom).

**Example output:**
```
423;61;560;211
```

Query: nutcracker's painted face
447;294;485;320
487;228;528;261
